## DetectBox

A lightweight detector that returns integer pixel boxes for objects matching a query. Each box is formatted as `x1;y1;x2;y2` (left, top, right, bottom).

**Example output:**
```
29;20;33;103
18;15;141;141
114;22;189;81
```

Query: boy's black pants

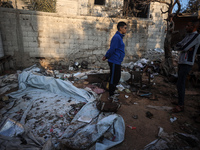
108;62;121;97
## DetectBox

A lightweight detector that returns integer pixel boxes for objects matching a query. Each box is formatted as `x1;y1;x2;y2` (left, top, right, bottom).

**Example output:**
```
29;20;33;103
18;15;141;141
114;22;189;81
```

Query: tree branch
160;8;168;14
174;0;181;17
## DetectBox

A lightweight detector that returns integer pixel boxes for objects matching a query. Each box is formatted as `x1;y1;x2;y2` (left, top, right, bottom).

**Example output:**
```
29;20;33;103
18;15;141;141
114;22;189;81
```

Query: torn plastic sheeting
60;101;125;150
0;83;18;95
22;64;42;72
120;72;131;82
116;84;125;91
0;73;18;95
144;127;200;150
154;48;164;53
8;71;96;102
0;118;24;137
0;125;52;150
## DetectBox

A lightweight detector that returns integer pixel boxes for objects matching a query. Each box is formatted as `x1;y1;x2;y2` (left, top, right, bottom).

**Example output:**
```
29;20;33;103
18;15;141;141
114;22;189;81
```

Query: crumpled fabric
8;71;96;103
0;121;52;150
85;84;105;94
0;74;18;95
60;101;125;150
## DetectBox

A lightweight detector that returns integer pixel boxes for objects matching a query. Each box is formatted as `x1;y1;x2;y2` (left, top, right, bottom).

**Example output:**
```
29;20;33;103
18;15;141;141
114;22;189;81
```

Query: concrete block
50;43;60;48
23;37;34;42
60;43;69;49
55;49;65;54
24;47;34;52
28;32;38;37
93;50;102;55
44;48;55;53
29;42;39;47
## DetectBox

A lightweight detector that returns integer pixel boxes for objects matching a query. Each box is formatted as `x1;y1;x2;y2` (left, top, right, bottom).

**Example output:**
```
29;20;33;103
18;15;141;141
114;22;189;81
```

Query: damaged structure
0;0;169;70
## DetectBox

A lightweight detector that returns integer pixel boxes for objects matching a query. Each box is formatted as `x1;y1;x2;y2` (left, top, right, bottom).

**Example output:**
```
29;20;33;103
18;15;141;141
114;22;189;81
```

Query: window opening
94;0;105;5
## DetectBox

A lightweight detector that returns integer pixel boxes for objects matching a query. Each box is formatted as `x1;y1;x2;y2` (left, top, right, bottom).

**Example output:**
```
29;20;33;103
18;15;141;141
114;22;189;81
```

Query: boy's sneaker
108;95;119;102
114;90;120;97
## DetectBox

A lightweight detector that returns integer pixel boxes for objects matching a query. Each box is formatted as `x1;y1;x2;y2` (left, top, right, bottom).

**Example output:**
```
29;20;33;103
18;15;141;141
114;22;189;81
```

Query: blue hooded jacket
105;31;125;65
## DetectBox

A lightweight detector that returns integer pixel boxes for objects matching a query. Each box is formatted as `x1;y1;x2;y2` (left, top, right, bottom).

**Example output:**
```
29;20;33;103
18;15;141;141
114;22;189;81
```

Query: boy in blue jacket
102;21;127;101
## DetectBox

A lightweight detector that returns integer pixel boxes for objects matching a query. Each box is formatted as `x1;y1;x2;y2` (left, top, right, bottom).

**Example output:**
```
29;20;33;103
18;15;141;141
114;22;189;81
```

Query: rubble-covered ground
0;57;200;149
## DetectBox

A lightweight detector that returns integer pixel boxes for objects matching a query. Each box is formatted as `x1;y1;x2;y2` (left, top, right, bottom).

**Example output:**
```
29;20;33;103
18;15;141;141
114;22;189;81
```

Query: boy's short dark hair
117;22;127;31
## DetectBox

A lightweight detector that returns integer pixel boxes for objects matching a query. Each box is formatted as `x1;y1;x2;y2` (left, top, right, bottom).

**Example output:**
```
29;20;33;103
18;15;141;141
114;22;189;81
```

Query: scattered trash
125;89;131;93
69;66;74;70
125;95;129;98
140;93;152;97
132;115;138;119
120;71;131;82
81;60;88;69
154;48;164;53
0;73;18;95
146;111;153;119
149;93;158;101
85;84;105;94
170;117;177;123
137;90;152;97
127;125;136;130
116;84;125;91
144;127;200;150
1;96;9;102
78;116;92;123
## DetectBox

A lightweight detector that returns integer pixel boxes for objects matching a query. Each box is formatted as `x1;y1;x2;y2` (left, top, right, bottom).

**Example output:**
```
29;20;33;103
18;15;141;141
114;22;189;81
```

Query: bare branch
160;8;168;14
174;0;181;17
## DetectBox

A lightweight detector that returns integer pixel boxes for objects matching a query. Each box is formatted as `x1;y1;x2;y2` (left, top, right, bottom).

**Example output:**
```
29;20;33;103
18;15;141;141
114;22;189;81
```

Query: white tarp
8;71;95;103
3;69;125;150
60;101;125;150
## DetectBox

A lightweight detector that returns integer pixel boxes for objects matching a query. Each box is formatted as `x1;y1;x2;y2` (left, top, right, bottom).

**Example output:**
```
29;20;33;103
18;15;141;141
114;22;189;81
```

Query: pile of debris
0;64;125;150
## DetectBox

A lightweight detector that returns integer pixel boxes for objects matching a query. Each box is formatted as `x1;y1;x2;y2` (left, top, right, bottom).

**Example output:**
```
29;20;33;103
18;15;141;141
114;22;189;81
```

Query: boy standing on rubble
172;20;200;113
102;21;127;101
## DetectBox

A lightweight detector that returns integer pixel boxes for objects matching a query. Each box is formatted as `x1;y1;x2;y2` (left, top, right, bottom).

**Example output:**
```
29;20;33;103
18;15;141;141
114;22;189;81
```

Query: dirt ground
109;75;200;150
74;71;200;150
1;68;200;150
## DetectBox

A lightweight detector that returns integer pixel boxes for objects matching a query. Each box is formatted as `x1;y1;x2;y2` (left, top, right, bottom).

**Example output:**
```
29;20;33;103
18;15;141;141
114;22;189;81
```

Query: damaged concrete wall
147;2;168;53
56;0;123;17
0;1;168;69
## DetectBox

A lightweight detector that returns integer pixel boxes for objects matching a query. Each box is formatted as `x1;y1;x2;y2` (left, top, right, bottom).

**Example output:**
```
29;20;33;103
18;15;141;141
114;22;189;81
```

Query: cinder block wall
0;2;168;69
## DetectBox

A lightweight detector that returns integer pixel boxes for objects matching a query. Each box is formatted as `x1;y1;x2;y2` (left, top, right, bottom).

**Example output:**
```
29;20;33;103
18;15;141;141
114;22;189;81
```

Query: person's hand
102;56;106;61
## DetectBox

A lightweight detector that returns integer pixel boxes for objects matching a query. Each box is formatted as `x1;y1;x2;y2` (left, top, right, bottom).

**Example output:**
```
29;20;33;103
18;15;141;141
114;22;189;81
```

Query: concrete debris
144;127;200;150
0;73;18;95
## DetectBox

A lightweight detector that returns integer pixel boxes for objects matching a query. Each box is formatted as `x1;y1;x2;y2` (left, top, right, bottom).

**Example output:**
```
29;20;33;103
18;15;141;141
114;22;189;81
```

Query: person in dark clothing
102;21;127;101
172;20;200;113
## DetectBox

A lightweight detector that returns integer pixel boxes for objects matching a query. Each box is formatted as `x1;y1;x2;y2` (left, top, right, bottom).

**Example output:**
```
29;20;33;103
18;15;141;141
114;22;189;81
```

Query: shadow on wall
0;8;166;69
